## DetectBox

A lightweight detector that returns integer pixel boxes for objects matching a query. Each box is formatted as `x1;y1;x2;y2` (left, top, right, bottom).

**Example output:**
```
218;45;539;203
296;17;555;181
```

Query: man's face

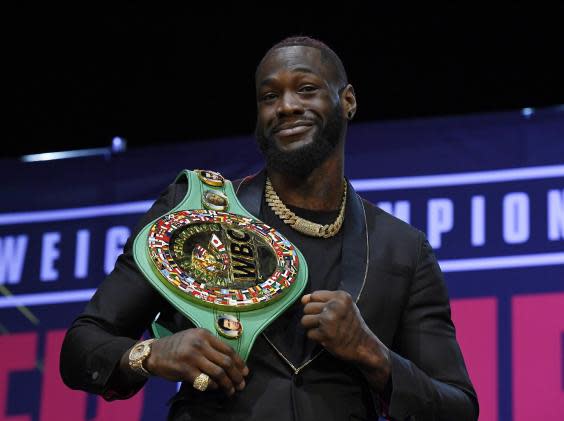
223;319;240;331
255;46;345;176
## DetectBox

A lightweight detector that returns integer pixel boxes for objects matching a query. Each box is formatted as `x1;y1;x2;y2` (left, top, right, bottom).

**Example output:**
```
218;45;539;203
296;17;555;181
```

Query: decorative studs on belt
196;169;225;187
202;189;229;211
215;314;243;339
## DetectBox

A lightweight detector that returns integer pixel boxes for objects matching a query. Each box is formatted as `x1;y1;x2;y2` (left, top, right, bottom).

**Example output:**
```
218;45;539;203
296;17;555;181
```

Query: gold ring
193;373;210;391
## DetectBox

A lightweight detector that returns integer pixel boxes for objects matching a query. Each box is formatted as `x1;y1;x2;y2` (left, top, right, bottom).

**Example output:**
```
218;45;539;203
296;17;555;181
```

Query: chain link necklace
264;177;347;238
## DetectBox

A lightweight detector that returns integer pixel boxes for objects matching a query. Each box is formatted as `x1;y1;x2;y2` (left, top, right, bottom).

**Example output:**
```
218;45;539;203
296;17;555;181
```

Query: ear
340;84;357;120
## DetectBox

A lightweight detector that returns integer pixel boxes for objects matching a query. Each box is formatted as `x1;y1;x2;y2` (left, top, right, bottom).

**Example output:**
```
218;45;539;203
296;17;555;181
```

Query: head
255;36;357;177
220;318;241;331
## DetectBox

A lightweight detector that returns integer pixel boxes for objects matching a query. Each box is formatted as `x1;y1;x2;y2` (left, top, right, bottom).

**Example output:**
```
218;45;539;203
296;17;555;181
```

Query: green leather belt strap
133;169;308;361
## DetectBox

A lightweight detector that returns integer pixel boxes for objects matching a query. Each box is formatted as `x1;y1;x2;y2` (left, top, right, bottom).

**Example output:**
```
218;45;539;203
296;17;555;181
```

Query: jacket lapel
234;170;266;218
338;179;369;302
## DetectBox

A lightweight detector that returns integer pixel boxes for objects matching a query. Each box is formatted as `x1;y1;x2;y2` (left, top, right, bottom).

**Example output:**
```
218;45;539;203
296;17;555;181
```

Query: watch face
130;344;146;360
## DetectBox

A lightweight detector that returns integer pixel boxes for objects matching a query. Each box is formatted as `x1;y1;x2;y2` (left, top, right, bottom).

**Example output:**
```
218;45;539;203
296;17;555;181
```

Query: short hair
257;36;348;89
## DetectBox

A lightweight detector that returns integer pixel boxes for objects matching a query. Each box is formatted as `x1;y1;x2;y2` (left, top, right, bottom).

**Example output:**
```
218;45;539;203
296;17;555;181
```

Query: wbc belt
133;169;308;361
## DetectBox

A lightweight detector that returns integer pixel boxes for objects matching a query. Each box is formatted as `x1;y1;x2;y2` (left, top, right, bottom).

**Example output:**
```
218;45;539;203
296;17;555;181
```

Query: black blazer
60;171;478;421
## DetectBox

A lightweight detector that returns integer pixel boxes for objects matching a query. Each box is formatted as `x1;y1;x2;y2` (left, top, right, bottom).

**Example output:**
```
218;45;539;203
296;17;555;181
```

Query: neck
267;145;345;211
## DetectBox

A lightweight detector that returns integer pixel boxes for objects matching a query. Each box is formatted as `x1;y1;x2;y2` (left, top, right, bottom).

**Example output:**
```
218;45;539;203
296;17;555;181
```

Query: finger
207;334;249;375
303;302;326;315
308;290;337;303
301;294;311;304
204;345;246;390
306;328;326;345
197;358;236;395
301;314;321;329
208;380;219;390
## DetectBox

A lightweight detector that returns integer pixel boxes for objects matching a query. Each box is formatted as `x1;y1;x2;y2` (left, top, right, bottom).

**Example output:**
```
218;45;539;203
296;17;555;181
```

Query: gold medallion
196;169;225;187
215;314;243;339
202;190;229;211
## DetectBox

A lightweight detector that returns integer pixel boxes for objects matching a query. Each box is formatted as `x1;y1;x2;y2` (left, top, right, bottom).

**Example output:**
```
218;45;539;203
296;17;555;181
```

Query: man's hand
143;329;249;396
301;290;391;391
301;290;370;361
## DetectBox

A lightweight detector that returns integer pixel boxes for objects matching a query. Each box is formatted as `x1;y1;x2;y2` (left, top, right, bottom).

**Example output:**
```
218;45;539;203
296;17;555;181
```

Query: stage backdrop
1;107;562;421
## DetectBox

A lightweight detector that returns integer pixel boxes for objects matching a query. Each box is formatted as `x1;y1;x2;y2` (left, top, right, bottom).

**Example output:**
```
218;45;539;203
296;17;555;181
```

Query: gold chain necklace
264;177;347;238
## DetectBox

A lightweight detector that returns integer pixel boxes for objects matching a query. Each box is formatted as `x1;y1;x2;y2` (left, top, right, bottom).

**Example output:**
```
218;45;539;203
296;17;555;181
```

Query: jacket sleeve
386;233;479;421
59;180;186;399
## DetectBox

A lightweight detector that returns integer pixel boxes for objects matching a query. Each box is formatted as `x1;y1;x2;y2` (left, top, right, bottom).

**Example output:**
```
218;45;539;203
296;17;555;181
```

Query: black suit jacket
60;171;478;421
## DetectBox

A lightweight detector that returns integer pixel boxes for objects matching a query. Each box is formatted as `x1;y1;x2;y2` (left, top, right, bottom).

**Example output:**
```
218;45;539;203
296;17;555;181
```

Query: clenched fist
301;290;391;391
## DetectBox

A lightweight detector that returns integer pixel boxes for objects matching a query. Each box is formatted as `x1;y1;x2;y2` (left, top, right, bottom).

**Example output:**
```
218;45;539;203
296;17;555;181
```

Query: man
60;36;479;420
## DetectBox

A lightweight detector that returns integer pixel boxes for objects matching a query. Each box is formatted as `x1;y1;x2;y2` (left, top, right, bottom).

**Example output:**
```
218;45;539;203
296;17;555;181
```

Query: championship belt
133;169;308;361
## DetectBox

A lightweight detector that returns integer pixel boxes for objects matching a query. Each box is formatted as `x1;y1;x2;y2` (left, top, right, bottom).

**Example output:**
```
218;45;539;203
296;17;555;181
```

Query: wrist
144;341;159;375
356;332;391;392
354;329;379;364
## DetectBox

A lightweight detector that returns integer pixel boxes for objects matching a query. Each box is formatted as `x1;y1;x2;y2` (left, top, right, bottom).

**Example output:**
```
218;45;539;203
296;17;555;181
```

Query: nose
276;91;304;117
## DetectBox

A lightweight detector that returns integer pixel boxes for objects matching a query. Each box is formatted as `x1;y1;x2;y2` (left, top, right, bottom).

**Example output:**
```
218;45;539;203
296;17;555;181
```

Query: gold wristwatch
128;338;156;377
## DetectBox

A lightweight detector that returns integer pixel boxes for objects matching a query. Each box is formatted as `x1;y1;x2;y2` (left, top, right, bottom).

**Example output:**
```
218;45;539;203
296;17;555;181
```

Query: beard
255;104;345;177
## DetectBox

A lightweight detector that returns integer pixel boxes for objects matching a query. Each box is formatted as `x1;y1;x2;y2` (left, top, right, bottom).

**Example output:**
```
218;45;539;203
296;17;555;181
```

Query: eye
299;85;319;94
260;92;278;102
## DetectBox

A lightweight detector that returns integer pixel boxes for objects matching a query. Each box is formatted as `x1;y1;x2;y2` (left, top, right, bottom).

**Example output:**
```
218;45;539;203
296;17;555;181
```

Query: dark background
6;5;564;158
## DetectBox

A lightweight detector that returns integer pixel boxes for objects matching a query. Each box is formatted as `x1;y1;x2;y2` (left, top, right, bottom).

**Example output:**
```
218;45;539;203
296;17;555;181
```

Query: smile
274;122;314;138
